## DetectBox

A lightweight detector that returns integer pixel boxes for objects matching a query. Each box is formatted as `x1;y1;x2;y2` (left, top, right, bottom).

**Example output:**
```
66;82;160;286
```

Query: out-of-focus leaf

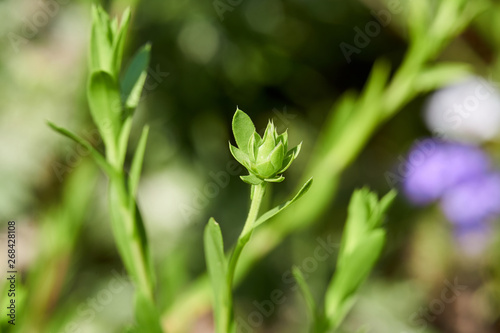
121;43;151;111
111;7;131;76
414;63;471;93
129;125;149;200
87;71;123;153
47;122;116;178
134;291;164;333
204;218;229;333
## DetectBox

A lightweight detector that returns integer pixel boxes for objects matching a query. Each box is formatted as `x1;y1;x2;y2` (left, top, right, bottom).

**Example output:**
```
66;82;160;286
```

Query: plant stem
225;183;267;329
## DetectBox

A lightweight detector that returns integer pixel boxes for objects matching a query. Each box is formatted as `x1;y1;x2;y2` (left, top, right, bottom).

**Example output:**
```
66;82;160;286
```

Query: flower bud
229;109;301;185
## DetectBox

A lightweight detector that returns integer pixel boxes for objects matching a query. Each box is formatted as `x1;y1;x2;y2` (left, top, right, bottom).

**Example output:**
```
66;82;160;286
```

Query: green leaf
325;230;386;329
204;218;229;333
134;291;164;333
129;125;149;200
323;188;396;331
117;116;133;167
121;43;151;111
229;143;250;169
413;63;471;93
89;5;113;74
279;142;302;173
87;71;123;152
232;109;255;154
241;174;263;185
111;7;131;77
292;266;317;321
253;178;313;229
47;122;116;178
269;142;284;170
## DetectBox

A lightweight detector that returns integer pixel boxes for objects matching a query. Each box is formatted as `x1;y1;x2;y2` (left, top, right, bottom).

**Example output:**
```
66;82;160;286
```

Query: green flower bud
229;109;301;185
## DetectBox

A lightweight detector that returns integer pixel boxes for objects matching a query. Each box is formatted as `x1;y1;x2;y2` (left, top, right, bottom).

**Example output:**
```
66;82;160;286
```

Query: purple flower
440;172;500;225
403;139;490;205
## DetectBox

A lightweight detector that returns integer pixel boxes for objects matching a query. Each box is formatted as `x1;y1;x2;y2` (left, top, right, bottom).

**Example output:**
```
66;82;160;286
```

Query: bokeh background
2;0;500;332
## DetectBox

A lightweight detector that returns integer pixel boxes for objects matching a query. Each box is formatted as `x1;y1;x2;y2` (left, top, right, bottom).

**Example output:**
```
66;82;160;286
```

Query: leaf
134;291;164;333
229;143;250;169
87;70;123;151
279;142;302;173
232;109;255;154
292;266;317;321
204;218;229;332
413;63;471;93
129;125;149;199
323;188;396;331
89;5;113;74
47;122;116;178
121;43;151;111
117;116;133;167
253;178;313;229
111;7;131;77
325;230;386;329
241;174;263;185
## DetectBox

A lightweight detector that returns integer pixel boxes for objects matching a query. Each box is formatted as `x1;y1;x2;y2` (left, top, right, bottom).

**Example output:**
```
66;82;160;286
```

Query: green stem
225;183;267;330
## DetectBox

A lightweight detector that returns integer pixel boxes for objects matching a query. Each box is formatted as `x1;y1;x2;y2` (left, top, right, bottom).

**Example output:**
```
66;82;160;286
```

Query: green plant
164;0;487;328
293;188;396;333
48;5;162;332
204;109;312;333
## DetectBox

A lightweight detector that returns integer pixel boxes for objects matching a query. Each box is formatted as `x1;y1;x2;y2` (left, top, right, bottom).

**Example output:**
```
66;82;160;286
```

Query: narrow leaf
111;7;131;76
129;125;149;199
414;63;471;93
204;218;229;332
88;70;123;150
253;178;313;229
134;291;164;333
121;43;151;110
117;116;133;167
47;121;116;178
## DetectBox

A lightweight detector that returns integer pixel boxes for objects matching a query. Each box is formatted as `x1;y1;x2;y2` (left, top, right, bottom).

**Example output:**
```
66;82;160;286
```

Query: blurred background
2;0;500;332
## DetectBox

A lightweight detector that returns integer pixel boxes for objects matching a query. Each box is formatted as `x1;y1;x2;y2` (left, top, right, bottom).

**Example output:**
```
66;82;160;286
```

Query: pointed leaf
279;142;302;173
269;142;284;170
111;7;131;77
253;178;313;229
117;116;133;166
89;5;113;74
87;70;123;150
204;218;229;332
241;174;263;185
129;126;149;199
134;291;164;333
121;43;151;111
325;230;386;329
229;143;250;169
413;63;471;93
232;109;255;153
47;122;116;178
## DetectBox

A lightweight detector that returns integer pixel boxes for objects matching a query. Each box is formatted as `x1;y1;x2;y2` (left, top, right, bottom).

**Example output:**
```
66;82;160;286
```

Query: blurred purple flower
403;139;490;205
440;172;500;225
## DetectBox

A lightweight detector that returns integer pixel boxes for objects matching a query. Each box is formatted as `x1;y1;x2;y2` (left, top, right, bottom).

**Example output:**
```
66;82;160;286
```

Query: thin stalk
225;183;267;329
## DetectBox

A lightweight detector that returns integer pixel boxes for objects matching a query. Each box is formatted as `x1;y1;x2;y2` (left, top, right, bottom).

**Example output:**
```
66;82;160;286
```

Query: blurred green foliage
2;0;500;332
